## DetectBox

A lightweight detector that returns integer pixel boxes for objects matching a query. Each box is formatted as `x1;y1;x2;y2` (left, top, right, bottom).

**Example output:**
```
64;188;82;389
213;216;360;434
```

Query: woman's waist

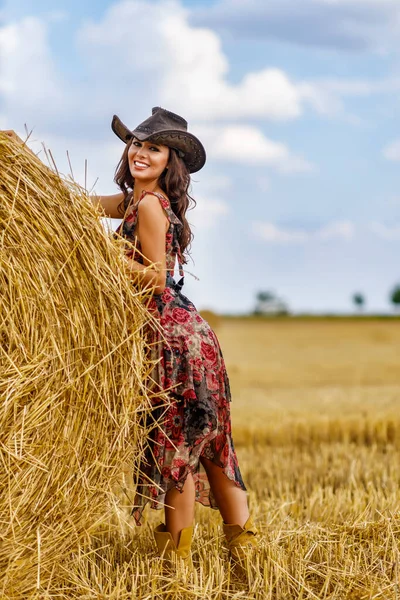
165;273;184;291
150;273;185;300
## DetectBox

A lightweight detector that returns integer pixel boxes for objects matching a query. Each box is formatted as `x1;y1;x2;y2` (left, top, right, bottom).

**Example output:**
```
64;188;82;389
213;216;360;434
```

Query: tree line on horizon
351;284;400;313
254;284;400;316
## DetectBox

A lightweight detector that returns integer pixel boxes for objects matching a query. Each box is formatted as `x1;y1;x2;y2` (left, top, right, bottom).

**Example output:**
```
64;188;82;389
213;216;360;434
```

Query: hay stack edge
0;134;163;598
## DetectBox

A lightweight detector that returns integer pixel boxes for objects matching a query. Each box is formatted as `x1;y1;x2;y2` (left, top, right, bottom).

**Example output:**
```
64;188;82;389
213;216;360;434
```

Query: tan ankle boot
222;516;258;565
153;523;193;568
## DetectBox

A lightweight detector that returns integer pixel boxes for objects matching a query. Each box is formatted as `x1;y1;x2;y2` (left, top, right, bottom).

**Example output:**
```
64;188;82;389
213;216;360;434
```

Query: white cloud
1;0;391;238
253;220;355;243
317;78;400;96
196;125;315;173
189;196;230;229
191;174;233;193
299;83;344;117
77;0;304;123
369;222;400;240
257;176;270;193
298;77;400;121
253;223;309;243
0;17;65;116
163;65;303;122
1;0;394;156
0;6;242;234
189;175;232;229
46;11;69;24
317;221;354;240
191;0;400;54
78;0;397;126
383;140;400;162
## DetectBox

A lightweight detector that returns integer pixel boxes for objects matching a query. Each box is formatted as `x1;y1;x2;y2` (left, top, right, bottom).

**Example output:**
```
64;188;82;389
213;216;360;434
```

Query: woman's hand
124;255;166;295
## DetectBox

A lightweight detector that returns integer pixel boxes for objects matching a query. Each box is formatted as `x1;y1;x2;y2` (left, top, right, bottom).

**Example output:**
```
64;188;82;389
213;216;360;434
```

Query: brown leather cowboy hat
111;106;206;173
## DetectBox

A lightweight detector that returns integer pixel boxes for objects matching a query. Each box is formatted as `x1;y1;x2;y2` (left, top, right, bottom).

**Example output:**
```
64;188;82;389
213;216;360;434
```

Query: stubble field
58;318;400;599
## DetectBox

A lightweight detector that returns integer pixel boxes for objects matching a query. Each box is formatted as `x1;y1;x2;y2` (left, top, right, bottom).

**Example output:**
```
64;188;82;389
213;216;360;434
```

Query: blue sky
1;0;400;314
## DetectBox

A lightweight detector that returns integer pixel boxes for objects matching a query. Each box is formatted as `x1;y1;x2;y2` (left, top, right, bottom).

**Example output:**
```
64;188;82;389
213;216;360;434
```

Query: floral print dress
114;189;246;525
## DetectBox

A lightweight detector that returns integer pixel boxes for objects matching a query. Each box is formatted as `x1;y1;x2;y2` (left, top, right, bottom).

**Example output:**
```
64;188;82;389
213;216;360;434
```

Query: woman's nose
137;146;148;159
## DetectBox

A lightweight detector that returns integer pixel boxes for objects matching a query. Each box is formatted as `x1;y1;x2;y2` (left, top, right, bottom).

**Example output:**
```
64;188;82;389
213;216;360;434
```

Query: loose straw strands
0;135;166;598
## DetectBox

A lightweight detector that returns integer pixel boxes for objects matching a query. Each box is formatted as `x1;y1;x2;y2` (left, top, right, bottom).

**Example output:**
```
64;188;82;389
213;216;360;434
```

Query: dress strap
139;190;182;226
176;244;185;279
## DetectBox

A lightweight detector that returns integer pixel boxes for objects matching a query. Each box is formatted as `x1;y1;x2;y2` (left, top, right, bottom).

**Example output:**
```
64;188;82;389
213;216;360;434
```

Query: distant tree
254;290;289;316
352;292;365;313
390;285;400;311
256;291;275;304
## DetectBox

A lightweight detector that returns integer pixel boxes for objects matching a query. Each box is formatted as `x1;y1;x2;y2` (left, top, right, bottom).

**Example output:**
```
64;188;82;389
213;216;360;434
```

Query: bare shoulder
138;192;169;216
137;192;170;230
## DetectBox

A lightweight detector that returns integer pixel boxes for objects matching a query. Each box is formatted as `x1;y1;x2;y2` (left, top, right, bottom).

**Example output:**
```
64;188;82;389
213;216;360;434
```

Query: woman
2;110;258;565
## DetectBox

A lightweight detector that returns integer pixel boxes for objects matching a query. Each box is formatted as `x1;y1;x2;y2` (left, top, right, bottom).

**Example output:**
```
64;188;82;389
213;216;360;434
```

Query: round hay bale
0;135;162;597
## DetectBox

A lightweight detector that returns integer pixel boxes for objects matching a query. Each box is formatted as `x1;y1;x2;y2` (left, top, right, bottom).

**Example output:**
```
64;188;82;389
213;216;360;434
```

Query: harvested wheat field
57;318;400;600
91;318;398;600
18;317;399;600
1;136;400;599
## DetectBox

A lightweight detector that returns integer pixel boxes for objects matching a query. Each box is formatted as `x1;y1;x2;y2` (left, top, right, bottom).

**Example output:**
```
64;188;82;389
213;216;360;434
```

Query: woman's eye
150;147;160;152
133;141;141;147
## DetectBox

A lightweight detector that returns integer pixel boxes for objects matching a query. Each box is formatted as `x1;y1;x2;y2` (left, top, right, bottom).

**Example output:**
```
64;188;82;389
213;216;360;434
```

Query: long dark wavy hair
114;139;196;263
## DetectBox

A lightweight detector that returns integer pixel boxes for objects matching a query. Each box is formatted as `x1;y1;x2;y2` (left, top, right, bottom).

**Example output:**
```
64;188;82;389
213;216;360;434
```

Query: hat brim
111;114;206;174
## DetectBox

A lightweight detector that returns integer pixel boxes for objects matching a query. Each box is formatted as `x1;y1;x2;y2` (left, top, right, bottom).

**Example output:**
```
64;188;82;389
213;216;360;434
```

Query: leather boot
222;516;258;567
153;523;194;568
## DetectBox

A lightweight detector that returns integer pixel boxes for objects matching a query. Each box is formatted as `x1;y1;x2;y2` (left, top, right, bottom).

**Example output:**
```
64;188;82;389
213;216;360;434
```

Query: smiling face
127;136;170;182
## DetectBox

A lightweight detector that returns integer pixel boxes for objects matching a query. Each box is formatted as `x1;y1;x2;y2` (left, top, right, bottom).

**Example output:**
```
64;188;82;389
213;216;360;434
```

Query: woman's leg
164;472;195;546
200;456;249;526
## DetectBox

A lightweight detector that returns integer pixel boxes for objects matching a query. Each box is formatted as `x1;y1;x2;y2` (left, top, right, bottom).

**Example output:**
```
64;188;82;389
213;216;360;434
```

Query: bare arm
124;194;168;295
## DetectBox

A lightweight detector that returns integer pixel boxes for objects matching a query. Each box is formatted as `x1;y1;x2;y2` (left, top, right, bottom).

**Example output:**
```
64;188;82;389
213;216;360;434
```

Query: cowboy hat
111;107;206;173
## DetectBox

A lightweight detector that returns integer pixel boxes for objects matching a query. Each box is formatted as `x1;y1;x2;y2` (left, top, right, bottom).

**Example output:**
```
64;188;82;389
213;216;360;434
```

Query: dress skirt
131;274;246;525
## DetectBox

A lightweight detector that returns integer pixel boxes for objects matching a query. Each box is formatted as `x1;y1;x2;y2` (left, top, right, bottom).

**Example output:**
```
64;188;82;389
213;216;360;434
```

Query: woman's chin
130;169;159;181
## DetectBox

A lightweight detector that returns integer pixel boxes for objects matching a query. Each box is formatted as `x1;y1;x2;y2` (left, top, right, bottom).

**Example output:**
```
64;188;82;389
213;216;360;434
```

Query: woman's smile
133;160;150;170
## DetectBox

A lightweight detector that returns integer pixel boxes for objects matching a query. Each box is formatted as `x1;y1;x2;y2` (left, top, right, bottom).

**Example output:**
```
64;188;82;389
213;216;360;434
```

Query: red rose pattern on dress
114;189;246;525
